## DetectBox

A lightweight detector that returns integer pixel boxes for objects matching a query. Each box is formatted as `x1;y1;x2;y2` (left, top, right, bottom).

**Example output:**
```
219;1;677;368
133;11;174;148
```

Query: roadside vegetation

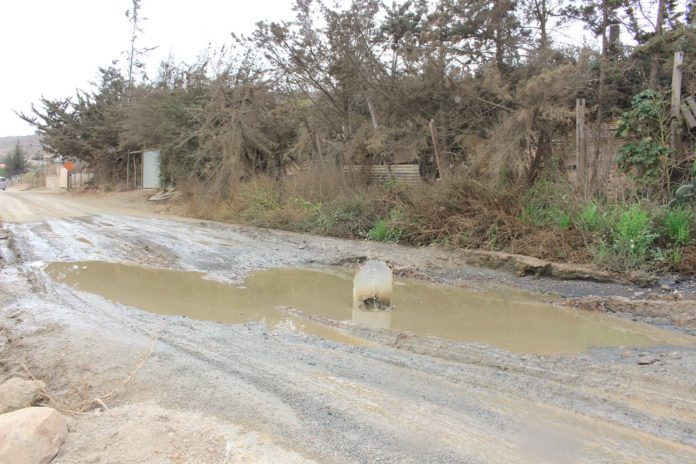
18;0;696;275
1;142;28;179
190;166;694;274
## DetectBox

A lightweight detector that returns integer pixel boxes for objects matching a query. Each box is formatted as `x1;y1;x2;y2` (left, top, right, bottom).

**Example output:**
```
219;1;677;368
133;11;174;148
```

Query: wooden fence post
126;152;130;188
670;51;684;154
429;119;447;180
576;99;587;193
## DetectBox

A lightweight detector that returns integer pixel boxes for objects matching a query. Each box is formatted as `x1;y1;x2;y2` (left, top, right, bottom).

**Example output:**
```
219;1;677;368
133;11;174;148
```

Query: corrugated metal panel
344;164;421;185
142;150;161;189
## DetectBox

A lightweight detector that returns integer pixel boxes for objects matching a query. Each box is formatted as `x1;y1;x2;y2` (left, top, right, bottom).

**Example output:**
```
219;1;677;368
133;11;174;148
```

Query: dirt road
1;189;696;463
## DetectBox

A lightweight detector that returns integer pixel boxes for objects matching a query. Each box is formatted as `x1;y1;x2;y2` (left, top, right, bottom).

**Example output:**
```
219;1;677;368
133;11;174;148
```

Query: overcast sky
0;0;297;137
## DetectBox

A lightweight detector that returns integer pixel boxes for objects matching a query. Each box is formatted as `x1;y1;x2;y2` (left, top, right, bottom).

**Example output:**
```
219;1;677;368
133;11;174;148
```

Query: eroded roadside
1;189;696;463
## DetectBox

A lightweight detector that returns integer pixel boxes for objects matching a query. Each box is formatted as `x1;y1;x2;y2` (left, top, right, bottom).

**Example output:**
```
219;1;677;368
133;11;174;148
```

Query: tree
521;0;570;50
16;0;683;193
19;67;128;181
125;0;156;91
3;142;28;178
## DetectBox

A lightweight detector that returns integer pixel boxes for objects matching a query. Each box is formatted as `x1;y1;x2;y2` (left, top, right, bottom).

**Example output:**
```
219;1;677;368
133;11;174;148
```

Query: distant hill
0;134;45;159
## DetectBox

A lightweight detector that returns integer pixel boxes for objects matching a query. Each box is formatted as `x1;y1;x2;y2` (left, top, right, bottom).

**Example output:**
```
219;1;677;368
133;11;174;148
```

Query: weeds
217;166;384;239
662;206;693;246
368;209;404;243
553;209;572;229
668;247;683;266
614;205;656;256
575;202;604;231
520;180;574;229
189;165;694;274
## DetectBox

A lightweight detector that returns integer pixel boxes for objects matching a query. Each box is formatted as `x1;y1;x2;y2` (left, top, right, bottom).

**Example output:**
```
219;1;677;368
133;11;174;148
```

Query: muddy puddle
45;261;695;354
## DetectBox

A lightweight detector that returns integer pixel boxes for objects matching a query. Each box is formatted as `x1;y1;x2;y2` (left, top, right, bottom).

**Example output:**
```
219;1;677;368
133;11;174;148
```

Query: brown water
45;261;695;354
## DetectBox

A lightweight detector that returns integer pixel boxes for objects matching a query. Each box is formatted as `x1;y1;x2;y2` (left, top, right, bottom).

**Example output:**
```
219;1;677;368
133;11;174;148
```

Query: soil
1;188;696;463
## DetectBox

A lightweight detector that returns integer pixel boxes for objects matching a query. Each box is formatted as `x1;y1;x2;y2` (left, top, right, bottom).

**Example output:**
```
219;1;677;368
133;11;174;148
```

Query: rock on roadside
456;248;622;283
0;377;46;414
637;354;660;365
0;407;67;464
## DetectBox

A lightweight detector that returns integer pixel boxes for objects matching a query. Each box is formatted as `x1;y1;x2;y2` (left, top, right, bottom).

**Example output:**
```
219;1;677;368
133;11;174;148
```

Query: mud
46;261;695;355
2;189;696;463
45;262;369;347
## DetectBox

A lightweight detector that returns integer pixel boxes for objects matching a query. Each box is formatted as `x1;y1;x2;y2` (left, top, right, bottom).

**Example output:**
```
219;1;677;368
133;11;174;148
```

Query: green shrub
591;204;658;271
322;196;377;237
236;186;283;225
519;180;574;229
575;202;604;232
662;206;693;246
521;204;546;225
615;90;673;198
671;247;683;265
368;209;404;242
615;205;656;257
521;205;572;229
552;209;572;229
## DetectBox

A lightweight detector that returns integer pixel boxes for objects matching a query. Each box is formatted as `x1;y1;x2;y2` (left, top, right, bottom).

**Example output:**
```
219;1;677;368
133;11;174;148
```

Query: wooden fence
574;99;621;193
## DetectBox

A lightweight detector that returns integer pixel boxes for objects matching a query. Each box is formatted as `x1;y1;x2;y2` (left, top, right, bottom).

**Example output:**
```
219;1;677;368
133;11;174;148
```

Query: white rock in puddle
0;377;46;414
353;260;393;310
0;407;67;464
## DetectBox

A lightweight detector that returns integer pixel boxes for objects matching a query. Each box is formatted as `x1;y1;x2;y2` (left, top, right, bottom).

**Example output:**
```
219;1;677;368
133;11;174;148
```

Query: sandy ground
1;188;696;463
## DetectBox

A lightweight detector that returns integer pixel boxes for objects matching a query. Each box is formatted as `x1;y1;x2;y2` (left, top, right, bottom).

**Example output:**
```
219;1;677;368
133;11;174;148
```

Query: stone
549;262;617;282
353;260;393;309
0;377;46;414
456;248;621;283
637;355;659;365
0;407;67;464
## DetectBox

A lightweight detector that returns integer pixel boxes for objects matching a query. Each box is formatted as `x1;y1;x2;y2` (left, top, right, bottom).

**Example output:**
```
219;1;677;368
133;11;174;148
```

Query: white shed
142;150;161;189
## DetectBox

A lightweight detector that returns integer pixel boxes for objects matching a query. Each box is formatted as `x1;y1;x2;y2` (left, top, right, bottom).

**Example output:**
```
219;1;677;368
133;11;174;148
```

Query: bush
190;168;694;274
662;206;694;246
234;176;284;226
520;180;574;229
552;209;572;229
295;194;377;238
394;174;523;249
614;205;656;256
368;209;404;242
615;90;673;199
575;202;605;232
590;204;658;272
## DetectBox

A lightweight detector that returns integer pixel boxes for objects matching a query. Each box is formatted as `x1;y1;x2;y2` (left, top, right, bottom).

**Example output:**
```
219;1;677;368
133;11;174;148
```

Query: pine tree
3;142;28;178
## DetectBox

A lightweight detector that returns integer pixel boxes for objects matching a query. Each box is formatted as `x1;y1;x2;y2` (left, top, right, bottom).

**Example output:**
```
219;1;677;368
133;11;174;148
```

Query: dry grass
186;163;384;238
393;174;525;249
510;227;591;263
675;245;696;276
182;166;696;271
184;166;594;263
